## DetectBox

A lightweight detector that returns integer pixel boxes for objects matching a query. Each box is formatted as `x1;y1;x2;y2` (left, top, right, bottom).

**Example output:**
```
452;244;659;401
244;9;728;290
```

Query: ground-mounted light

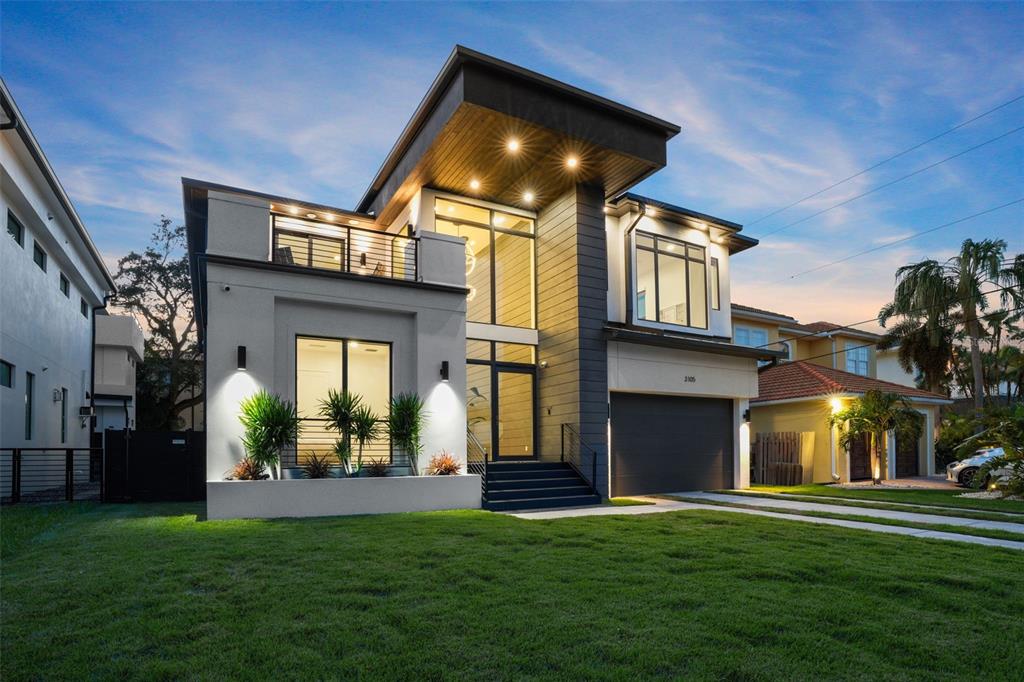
237;345;247;371
440;360;450;382
469;178;481;190
507;138;520;152
522;191;535;204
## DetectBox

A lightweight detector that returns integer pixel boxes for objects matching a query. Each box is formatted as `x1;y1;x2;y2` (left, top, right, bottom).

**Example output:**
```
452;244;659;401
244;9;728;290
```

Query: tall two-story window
434;198;535;328
7;210;24;246
635;231;707;329
24;371;35;440
60;387;68;443
845;342;869;375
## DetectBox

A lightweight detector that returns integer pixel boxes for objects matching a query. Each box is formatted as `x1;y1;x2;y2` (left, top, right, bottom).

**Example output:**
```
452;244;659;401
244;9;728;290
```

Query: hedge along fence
752;432;815;485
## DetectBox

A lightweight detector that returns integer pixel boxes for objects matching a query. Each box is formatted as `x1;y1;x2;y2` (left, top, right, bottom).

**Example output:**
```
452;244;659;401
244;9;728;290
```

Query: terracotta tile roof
731;303;796;321
753;361;949;403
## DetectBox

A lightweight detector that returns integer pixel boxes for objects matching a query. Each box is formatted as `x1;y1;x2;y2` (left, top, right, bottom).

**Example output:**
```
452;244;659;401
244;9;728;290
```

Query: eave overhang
605;324;787;361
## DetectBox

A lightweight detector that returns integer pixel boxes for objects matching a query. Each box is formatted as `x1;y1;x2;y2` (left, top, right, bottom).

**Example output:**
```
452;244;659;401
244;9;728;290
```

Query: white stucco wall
876;349;918;388
204;254;467;480
1;132;109;449
607;342;759;399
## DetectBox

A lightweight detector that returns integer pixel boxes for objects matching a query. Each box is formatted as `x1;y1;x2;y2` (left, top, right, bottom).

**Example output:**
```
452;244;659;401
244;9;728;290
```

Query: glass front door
496;368;535;458
466;341;537;460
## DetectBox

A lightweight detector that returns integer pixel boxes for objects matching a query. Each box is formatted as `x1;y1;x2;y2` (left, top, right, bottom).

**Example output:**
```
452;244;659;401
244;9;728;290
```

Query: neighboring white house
186;46;784;518
93;315;145;433
876;346;919;388
1;78;117;451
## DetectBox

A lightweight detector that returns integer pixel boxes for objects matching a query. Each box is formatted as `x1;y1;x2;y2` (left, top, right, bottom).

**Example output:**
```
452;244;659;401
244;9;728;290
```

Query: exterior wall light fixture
237;345;247;371
440;360;450;382
742;408;750;423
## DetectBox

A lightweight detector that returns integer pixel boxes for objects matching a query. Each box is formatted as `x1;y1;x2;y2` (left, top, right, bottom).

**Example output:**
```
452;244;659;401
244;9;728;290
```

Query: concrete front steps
483;461;600;511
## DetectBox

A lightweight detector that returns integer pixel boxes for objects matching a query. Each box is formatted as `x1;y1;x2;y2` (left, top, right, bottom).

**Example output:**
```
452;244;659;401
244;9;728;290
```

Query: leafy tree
112;218;202;429
879;239;1023;412
877;319;955;394
829;390;922;485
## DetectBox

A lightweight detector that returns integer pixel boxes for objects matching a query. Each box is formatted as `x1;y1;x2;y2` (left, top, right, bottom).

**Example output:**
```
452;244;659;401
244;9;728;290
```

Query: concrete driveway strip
509;497;1024;551
678;491;1024;534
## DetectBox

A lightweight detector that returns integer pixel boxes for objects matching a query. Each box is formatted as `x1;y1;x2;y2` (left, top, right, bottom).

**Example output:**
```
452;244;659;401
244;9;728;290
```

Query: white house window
635;231;707;329
734;326;768;348
845;343;869;375
781;340;793;360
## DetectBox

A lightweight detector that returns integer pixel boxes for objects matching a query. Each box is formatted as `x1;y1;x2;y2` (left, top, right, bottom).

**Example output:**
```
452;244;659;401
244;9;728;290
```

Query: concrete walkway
509;497;1024;551
679;492;1024;534
726;490;1024;518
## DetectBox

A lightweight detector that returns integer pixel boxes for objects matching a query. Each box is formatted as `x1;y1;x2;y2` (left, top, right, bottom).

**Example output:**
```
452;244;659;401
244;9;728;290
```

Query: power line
783;305;1024;366
756;125;1024;239
750;283;1022;350
747;93;1024;227
770;198;1024;284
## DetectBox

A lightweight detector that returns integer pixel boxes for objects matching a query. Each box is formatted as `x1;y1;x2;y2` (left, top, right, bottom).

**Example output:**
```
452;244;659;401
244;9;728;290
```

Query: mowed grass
3;503;1023;681
751;483;1024;514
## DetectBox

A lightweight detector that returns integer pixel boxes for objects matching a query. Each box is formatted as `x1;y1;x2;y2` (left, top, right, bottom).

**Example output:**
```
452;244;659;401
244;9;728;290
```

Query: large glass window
295;336;391;464
734;326;768;347
435;198;535;328
465;339;536;460
634;231;707;329
845;342;869;376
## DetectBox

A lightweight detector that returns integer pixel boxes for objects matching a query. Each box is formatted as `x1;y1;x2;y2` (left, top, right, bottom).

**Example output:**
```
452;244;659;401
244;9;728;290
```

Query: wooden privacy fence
751;432;814;485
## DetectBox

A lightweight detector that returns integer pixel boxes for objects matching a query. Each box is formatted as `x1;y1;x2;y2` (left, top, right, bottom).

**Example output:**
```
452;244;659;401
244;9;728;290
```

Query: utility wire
756;125;1024;238
769;198;1024;284
750;283;1022;350
782;305;1024;366
747;93;1024;227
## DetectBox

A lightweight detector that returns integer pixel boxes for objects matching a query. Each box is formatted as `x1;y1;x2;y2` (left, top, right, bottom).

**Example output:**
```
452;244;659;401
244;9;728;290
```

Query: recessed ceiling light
566;156;579;169
469;179;481;190
522;191;534;203
507;138;520;152
306;212;317;219
325;214;335;222
602;206;610;214
350;341;359;348
493;215;505;226
447;205;455;213
645;206;657;217
348;219;360;225
289;206;300;215
269;204;275;210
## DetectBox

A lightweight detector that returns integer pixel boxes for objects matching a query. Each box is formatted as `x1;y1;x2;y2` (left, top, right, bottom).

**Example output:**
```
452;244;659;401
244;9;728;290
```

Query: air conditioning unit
79;406;95;417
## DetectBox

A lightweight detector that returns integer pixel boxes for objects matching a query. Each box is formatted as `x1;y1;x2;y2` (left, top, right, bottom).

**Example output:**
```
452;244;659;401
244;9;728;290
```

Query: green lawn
3;503;1023;680
749;483;1024;514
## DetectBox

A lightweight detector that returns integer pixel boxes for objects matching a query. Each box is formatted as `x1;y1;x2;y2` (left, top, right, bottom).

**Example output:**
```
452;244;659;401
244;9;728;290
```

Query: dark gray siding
536;183;609;497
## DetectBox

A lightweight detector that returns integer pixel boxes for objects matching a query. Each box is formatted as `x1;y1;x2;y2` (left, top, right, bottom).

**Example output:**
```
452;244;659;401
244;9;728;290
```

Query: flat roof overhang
358;46;681;225
605;324;787;361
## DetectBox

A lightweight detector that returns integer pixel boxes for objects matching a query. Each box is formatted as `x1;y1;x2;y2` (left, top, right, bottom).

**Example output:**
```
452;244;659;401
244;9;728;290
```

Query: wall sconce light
440;360;450;382
742;408;750;423
237;345;247;371
360;253;367;267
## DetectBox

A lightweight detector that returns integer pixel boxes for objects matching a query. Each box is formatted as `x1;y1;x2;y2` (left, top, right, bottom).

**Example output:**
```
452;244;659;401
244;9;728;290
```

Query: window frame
0;360;13;388
465;338;537;460
433;196;537;329
80;298;89;319
25;371;35;440
709;257;720;310
845;342;870;376
60;387;68;444
734;325;769;348
632;230;709;330
7;210;24;247
33;241;47;271
60;273;70;297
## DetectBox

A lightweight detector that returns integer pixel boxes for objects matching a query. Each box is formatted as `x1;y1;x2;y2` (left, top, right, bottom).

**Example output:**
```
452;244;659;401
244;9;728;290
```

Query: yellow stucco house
732;304;952;483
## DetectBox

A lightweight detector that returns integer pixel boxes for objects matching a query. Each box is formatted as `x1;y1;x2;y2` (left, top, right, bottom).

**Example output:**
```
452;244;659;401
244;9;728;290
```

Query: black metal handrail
1;448;102;504
466;428;488;494
271;217;417;282
560;424;599;493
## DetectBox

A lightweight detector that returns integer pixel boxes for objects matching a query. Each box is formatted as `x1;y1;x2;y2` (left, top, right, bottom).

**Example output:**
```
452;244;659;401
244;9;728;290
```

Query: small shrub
429;450;461;475
302;452;333;479
364;458;389;477
228;457;268;481
333;439;353;472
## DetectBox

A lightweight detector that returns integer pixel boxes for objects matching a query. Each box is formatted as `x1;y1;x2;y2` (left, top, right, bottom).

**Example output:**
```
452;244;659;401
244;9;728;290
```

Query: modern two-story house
186;46;784;517
731;304;950;483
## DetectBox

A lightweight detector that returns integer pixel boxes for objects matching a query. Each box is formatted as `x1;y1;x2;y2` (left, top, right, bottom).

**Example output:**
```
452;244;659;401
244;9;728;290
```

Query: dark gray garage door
610;393;733;497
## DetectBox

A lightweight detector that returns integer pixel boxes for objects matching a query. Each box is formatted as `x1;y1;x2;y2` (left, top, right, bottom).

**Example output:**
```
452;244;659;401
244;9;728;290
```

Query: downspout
90;293;114;429
622;201;647;325
829;422;841;482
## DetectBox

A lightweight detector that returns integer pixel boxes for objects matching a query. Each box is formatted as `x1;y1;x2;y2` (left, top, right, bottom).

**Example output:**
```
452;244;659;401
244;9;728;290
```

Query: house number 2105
684;376;696;383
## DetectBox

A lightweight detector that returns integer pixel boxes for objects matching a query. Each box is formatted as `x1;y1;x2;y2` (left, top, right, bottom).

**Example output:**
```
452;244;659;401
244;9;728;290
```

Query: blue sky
4;2;1022;327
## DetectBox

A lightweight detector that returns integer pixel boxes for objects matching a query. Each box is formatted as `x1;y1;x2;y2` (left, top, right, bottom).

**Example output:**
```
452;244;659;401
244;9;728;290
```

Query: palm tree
351;404;382;470
829;390;922;485
319;389;362;462
879;239;1023;412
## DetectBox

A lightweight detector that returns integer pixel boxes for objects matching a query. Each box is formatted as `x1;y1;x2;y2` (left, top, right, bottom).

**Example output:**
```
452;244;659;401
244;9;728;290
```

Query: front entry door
495;368;536;459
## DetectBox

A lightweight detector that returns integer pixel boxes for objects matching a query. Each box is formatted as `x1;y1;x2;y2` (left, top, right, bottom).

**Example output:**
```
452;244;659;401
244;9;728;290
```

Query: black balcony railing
271;218;417;282
281;418;416;474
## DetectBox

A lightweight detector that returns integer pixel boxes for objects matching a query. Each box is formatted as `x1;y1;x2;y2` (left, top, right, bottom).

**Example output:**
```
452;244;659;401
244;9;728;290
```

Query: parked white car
946;448;1006;487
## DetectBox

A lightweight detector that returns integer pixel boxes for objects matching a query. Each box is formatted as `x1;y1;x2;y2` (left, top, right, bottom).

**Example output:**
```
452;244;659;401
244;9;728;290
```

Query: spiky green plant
333;438;353;475
318;389;362;446
388;392;426;474
238;390;301;479
351;404;382;470
829;390;922;485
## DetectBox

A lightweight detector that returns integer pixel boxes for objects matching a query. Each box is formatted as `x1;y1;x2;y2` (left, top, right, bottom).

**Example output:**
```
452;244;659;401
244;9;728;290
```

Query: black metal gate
1;448;103;504
103;429;206;502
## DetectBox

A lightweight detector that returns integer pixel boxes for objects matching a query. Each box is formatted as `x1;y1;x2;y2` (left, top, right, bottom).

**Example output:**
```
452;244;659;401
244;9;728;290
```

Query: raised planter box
206;474;482;520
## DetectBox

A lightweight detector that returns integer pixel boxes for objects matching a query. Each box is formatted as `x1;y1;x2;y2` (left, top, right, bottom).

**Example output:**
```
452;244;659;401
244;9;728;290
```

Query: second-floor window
845;342;869;375
7;210;24;246
635;231;707;329
271;214;415;281
33;241;47;271
734;326;768;347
